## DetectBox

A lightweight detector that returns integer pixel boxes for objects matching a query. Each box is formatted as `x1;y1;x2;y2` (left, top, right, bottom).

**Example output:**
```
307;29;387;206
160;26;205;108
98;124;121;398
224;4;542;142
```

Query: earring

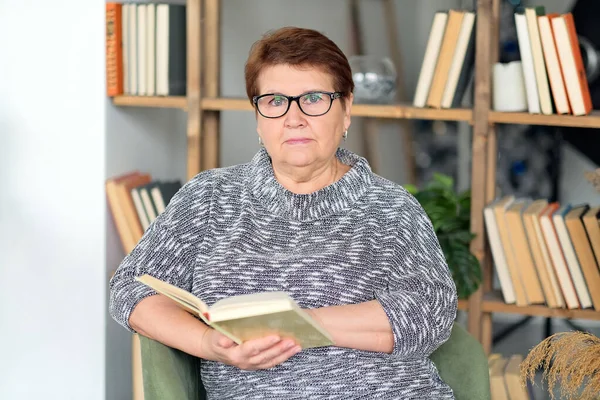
258;136;263;146
343;130;348;141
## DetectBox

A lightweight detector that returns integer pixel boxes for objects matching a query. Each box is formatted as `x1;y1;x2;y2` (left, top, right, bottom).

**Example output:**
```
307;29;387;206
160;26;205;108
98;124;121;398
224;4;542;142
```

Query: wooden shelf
201;97;473;122
201;97;251;111
489;110;600;128
352;103;472;121
112;95;187;109
481;292;600;320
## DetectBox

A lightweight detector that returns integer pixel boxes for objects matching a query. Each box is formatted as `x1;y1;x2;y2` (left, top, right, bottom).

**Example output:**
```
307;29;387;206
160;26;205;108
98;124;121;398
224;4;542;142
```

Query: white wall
0;1;106;399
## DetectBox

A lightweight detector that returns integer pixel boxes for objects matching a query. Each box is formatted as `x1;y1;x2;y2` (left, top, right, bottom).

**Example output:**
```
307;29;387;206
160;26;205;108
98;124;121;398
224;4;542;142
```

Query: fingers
247;339;302;369
211;333;302;370
264;343;302;369
241;335;282;357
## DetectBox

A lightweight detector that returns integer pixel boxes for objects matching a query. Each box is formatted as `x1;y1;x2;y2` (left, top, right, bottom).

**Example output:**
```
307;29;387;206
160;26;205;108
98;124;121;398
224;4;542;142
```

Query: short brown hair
244;27;354;106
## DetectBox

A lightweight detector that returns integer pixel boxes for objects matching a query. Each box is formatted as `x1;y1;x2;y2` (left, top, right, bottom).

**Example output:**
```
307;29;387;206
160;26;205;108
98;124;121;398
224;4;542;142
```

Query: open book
135;274;334;349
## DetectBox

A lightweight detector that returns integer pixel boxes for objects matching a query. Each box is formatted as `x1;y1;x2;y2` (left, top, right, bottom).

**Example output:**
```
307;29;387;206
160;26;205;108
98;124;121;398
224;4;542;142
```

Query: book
484;198;516;304
426;10;465;108
523;199;562;308
565;205;600;310
441;11;476;109
540;202;580;309
413;11;448;107
135;274;334;349
515;11;541;114
525;6;553;115
492;195;529;306
156;4;187;96
538;13;570;114
552;13;593;116
505;200;545;304
106;3;124;96
553;204;592;309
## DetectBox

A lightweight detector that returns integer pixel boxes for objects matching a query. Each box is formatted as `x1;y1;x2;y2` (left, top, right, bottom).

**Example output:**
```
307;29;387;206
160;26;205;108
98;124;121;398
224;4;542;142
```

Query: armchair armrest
430;324;491;400
138;334;206;400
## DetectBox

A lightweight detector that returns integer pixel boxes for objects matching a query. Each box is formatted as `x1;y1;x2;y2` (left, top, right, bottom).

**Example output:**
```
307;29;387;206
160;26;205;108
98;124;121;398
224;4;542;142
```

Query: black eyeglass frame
252;91;344;119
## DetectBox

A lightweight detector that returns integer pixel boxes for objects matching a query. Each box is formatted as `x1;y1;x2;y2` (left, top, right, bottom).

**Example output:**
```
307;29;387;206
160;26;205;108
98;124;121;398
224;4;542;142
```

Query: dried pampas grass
520;331;600;399
584;168;600;193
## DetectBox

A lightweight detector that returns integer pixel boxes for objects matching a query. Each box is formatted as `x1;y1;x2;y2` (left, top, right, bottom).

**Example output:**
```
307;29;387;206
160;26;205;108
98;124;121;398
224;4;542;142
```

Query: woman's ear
345;92;354;108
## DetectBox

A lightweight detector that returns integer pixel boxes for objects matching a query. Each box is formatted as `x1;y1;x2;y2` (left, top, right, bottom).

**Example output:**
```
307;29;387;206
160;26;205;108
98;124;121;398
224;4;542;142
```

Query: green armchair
137;323;490;400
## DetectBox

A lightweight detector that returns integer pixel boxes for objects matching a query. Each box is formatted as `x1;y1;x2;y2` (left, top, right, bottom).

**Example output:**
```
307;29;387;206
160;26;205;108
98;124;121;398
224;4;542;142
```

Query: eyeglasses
252;91;344;119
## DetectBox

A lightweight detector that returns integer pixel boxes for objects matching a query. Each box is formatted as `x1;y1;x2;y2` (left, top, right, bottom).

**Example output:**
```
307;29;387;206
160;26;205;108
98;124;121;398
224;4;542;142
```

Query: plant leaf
403;184;419;195
408;173;481;299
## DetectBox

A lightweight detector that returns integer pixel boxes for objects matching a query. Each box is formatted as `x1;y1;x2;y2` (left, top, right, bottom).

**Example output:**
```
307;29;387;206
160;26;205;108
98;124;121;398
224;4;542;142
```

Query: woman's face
255;64;352;169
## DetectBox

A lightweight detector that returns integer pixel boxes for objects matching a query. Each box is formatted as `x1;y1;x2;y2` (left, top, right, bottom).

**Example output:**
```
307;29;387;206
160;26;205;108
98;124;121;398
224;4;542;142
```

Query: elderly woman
110;26;457;399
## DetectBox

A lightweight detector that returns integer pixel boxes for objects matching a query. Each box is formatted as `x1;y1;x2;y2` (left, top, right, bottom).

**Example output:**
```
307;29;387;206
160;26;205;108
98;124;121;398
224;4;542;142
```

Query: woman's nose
284;101;306;128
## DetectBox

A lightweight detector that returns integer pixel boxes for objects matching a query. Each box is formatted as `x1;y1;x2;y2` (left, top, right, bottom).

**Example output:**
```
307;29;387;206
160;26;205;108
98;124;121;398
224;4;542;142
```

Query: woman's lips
285;138;312;145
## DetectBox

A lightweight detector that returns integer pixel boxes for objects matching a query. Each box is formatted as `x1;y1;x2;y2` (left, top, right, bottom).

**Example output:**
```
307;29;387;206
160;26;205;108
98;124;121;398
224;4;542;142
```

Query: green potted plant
404;173;481;299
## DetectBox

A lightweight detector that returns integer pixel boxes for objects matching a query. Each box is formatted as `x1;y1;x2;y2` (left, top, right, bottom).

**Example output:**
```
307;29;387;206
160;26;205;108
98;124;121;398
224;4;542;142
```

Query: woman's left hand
201;328;302;370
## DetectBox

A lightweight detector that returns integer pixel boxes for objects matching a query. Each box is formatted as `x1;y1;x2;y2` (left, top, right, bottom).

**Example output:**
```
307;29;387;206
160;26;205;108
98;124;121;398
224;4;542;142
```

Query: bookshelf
112;95;187;109
465;0;600;355
109;0;600;367
489;110;600;128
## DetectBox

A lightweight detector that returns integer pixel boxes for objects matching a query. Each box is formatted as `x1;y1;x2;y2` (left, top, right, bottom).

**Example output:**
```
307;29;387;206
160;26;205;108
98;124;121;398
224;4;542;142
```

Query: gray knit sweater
109;147;458;399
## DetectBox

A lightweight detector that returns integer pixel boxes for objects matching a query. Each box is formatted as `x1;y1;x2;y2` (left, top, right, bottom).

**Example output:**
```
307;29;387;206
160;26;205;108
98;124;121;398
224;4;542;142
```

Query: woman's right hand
201;328;302;370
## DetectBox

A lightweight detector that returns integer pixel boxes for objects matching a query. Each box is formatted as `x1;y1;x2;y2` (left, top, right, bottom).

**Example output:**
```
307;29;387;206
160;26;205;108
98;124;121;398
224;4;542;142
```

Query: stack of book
105;2;187;97
513;8;592;116
414;8;593;116
106;171;182;253
413;9;476;109
485;196;600;310
488;353;534;399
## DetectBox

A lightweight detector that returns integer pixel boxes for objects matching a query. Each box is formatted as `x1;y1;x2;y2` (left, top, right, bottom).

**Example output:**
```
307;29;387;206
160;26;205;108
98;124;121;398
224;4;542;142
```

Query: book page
212;309;333;350
211;291;293;310
135;274;209;319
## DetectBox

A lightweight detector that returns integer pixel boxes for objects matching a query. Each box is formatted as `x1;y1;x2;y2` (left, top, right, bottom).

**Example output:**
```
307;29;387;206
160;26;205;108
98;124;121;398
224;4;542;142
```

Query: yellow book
135;274;334;349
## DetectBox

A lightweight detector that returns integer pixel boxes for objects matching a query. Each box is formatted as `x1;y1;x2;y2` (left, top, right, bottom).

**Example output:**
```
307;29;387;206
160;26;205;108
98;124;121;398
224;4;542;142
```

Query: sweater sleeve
374;191;458;359
109;176;212;333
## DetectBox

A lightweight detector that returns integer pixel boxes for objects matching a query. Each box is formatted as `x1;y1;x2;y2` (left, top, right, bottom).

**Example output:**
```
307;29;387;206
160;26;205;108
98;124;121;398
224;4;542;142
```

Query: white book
122;4;130;94
151;186;167;215
155;4;169;96
525;8;553;115
514;13;541;114
137;4;147;96
131;188;150;231
484;200;516;304
413;12;448;107
140;187;157;222
146;4;157;96
128;4;138;95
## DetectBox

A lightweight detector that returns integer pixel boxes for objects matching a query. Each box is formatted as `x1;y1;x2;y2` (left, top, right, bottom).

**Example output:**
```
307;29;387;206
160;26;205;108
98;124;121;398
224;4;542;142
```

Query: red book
106;3;124;96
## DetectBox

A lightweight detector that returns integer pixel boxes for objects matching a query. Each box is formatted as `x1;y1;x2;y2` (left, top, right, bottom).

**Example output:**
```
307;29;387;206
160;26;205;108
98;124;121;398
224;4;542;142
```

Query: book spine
563;13;592;115
106;3;124;96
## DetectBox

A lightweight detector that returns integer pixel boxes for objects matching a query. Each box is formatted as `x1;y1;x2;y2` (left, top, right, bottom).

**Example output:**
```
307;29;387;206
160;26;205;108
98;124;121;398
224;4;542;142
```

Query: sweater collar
249;147;373;221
